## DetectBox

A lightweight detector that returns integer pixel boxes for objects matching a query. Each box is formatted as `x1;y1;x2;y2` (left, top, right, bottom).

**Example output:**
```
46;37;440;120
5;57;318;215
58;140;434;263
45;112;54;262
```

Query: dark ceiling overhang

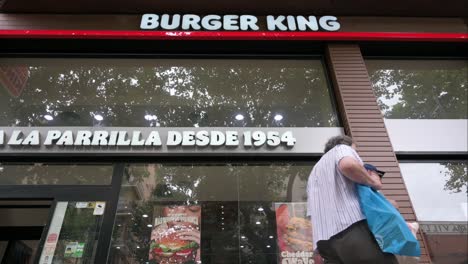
1;0;467;17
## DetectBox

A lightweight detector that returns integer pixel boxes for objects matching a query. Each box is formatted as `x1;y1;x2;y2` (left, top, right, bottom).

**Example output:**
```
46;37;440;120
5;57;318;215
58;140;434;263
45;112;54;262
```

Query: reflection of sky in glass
371;69;402;115
400;163;468;221
377;84;401;115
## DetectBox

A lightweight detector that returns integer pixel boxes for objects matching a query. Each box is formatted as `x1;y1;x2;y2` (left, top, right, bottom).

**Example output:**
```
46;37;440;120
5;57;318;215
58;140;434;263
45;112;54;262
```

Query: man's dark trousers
317;220;398;264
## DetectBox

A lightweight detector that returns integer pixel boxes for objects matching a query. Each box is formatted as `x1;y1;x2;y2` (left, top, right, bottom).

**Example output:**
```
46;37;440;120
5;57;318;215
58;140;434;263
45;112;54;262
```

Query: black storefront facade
0;2;467;264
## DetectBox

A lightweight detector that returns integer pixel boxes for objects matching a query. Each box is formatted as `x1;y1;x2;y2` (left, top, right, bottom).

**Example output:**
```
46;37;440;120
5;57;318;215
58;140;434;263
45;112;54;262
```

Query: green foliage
441;162;468;193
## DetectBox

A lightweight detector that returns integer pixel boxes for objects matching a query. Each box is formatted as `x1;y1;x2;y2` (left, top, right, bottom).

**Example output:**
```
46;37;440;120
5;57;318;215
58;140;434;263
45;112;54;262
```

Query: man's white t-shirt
307;144;365;247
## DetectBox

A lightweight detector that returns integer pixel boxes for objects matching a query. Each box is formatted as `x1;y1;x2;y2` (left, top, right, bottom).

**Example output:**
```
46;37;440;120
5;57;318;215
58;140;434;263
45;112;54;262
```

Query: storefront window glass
0;163;113;185
400;162;468;264
366;60;467;119
0;58;338;127
109;163;314;264
366;59;468;152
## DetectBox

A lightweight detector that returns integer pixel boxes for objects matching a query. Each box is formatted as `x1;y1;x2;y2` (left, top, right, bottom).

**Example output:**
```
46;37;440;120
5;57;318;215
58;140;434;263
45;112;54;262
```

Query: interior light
240;245;244;248
269;235;274;239
94;114;104;121
116;246;121;249
274;114;283;121
145;114;157;121
266;245;271;248
258;207;264;212
241;236;246;239
256;221;261;225
142;214;148;218
147;224;153;227
136;246;140;249
144;114;157;121
44;114;54;121
235;114;244;121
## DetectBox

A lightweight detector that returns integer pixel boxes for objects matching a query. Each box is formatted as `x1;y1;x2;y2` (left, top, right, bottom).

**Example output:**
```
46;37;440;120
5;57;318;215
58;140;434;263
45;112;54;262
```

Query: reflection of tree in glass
0;59;338;127
238;202;278;264
148;164;312;203
441;162;468;194
0;164;112;185
54;204;101;264
129;202;154;262
367;60;467;119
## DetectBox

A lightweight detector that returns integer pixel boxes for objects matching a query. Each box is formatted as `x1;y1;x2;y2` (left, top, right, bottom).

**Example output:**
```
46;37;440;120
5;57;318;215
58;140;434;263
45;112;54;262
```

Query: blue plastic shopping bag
357;184;421;257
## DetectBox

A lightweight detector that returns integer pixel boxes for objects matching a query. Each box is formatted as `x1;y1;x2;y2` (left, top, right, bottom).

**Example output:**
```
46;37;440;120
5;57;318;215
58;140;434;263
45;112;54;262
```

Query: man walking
307;135;397;263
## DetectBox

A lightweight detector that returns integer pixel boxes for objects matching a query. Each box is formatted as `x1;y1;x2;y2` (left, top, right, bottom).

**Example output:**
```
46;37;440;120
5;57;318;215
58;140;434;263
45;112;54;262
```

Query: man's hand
366;170;383;190
338;157;382;190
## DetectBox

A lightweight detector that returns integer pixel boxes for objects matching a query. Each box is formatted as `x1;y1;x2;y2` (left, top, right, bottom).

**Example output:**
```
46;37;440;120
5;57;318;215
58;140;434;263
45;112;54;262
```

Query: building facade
0;1;467;263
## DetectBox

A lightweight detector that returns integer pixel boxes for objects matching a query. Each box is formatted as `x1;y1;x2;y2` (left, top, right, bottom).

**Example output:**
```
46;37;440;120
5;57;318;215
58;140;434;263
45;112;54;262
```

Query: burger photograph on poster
275;203;317;264
149;204;201;264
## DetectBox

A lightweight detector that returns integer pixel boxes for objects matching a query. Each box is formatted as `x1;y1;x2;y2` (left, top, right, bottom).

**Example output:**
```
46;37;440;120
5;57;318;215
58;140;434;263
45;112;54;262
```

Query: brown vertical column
325;44;430;263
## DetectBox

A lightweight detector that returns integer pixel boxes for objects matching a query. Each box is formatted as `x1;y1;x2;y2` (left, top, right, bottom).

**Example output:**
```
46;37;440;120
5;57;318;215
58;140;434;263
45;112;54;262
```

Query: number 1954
243;131;296;147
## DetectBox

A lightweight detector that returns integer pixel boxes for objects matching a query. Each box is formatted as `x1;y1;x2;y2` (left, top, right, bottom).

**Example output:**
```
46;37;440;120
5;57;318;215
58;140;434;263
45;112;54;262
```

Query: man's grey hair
324;135;353;153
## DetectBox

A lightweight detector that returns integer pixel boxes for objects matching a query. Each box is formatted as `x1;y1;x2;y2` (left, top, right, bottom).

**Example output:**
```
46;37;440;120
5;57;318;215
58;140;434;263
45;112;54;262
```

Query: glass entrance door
38;201;106;264
0;200;52;264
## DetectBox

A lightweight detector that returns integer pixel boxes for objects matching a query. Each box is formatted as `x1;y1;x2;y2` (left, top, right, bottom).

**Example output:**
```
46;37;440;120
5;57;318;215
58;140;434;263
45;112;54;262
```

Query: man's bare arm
338;157;382;190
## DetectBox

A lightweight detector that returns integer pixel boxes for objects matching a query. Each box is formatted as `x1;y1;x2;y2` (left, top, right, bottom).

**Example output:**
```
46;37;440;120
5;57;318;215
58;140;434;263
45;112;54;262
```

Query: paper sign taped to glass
64;242;85;258
149;205;201;264
275;202;317;264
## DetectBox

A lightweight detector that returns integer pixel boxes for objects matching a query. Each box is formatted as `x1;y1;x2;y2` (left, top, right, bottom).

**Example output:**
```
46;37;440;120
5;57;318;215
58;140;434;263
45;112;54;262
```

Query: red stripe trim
0;30;467;42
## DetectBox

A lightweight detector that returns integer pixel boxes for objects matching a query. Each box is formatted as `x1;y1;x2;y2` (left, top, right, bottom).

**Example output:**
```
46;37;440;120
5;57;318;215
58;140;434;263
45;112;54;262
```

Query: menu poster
149;205;201;264
275;203;315;264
